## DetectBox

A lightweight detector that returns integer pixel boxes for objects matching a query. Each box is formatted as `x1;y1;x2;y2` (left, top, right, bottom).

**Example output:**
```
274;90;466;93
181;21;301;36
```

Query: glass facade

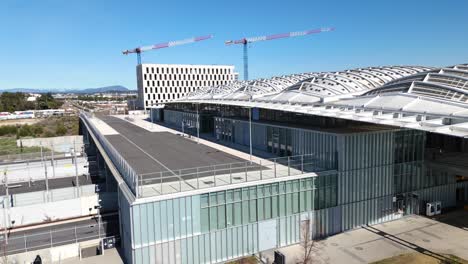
200;174;337;233
122;108;468;264
129;173;338;264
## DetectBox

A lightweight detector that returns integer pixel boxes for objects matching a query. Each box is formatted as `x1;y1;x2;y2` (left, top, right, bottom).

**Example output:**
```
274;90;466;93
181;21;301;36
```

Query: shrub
55;122;67;136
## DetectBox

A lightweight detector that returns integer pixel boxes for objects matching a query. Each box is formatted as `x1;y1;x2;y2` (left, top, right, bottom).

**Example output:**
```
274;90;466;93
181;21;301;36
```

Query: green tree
0;92;28;112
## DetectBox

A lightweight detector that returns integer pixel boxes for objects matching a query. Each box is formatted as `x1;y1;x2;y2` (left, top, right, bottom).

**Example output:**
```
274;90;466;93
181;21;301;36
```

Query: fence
138;152;337;197
82;113;338;198
0;221;119;256
80;113;139;196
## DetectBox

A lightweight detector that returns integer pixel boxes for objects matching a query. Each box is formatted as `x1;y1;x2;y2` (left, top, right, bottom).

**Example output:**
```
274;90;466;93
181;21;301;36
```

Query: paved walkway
261;211;468;264
60;248;123;264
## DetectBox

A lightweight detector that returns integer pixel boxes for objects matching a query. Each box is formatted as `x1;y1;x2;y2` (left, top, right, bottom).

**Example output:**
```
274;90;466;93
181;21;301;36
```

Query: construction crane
123;35;213;64
225;27;335;80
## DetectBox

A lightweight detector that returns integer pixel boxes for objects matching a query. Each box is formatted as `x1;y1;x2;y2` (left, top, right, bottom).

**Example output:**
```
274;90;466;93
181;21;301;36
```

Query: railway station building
81;64;468;264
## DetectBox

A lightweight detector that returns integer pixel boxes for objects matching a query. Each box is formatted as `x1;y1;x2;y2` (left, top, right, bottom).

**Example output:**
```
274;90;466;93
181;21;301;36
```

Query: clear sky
1;0;468;90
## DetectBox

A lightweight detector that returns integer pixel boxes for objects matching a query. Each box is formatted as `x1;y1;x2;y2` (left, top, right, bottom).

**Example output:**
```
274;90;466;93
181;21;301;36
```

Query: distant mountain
0;85;136;94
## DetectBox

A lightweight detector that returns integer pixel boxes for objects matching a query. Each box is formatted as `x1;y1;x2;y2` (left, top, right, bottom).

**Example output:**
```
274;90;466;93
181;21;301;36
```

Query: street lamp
196;103;200;144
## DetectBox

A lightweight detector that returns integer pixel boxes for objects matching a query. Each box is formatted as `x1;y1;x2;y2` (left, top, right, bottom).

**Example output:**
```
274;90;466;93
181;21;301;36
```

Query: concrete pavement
261;211;468;264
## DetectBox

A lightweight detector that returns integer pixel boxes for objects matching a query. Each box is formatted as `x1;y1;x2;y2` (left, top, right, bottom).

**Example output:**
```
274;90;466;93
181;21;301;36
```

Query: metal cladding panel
416;183;458;209
119;186;133;264
340;195;401;231
338;165;394;205
337;131;395;172
291;128;337;156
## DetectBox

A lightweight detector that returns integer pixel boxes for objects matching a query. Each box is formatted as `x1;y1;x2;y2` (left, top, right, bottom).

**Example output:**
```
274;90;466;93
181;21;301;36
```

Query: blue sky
1;0;468;90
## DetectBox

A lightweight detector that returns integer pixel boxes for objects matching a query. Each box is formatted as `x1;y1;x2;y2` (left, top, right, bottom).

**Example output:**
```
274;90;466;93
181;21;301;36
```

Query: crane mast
225;27;335;80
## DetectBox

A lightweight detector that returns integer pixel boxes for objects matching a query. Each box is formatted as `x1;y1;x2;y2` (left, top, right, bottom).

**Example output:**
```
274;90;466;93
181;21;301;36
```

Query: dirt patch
0;118;40;126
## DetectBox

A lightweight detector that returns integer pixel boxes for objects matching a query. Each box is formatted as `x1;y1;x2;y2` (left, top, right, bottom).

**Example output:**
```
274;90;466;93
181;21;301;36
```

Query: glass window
226;204;233;227
249;187;257;200
234;202;242;226
258;198;264;221
201;194;209;208
286;193;293;215
210;207;218;230
242;189;249;200
210;193;217;206
293;192;299;213
226;190;233;203
242;201;249;224
218;205;226;229
272;183;279;195
217;192;225;205
264;197;272;219
264;184;271;196
249;200;257;222
279;195;286;216
272;196;278;218
258;186;264;198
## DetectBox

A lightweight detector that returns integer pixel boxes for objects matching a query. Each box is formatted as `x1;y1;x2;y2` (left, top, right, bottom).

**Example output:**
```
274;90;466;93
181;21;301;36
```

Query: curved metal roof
182;65;431;103
364;64;468;103
174;64;468;138
256;66;432;104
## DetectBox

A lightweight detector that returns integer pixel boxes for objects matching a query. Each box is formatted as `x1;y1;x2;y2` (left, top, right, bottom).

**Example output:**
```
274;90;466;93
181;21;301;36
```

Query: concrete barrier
0;193;100;227
6;243;79;264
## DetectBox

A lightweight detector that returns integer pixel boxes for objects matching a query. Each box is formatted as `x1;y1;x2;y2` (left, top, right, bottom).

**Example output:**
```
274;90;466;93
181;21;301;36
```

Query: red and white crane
225;27;335;80
123;35;213;64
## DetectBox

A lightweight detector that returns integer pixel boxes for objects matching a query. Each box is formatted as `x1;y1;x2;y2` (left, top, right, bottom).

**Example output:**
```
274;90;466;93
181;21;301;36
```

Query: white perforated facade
137;64;237;110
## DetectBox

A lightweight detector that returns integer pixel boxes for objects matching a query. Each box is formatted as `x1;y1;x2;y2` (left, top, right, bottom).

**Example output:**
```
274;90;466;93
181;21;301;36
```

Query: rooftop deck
82;113;336;198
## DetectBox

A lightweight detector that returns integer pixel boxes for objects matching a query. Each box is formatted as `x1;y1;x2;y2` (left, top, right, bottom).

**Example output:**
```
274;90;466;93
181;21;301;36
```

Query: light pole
196;103;200;144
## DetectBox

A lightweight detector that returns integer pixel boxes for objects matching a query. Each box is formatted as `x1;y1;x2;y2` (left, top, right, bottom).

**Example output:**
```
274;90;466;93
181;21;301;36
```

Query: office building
137;64;237;109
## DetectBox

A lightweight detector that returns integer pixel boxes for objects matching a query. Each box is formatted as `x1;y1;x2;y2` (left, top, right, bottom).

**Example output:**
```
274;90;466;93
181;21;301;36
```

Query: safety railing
82;112;337;198
138;152;337;197
80;113;139;196
0;222;118;256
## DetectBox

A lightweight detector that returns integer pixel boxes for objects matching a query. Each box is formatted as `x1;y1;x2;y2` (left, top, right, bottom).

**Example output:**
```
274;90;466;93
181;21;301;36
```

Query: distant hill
0;85;136;94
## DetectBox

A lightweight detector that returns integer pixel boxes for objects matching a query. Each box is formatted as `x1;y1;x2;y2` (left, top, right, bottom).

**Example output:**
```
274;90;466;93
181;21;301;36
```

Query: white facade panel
137;64;237;110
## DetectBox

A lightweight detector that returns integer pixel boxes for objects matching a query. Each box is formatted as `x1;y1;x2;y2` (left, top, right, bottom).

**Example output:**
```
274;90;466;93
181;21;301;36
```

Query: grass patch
0;137;43;156
0;116;79;138
372;252;468;264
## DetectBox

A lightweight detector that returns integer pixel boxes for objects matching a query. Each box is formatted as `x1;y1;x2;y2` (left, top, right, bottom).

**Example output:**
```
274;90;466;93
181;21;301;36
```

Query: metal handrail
138;152;337;197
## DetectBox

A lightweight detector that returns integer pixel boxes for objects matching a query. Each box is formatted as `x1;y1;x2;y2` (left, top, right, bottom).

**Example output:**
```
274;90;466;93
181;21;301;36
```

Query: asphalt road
0;214;119;255
99;116;247;176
